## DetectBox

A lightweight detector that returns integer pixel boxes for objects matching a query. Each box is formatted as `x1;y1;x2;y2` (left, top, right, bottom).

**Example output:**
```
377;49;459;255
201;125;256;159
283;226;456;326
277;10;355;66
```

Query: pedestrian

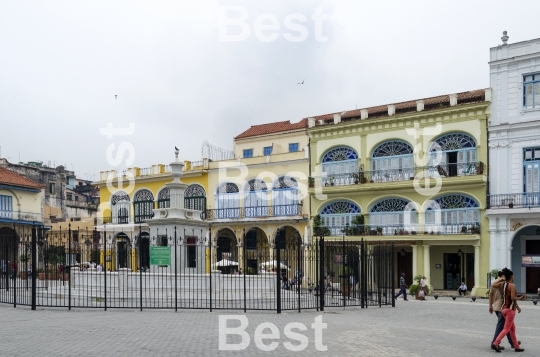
419;276;426;301
238;268;242;275
491;268;525;352
457;282;467;296
394;273;408;301
282;273;289;290
96;264;103;272
489;270;517;350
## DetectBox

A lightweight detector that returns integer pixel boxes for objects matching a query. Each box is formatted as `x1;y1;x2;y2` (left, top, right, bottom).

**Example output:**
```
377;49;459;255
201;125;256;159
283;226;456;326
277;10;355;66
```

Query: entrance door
466;253;474;290
117;241;128;269
447;152;458;177
397;251;413;286
139;238;150;269
526;240;540;293
247;259;258;275
444;253;462;289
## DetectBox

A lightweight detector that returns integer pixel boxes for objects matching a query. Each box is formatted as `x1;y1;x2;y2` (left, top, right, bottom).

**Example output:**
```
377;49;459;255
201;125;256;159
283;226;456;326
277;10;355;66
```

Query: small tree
312;215;330;236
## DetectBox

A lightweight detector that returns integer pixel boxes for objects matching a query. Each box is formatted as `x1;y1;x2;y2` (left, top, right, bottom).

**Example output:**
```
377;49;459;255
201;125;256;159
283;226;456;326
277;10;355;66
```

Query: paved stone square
1;297;539;356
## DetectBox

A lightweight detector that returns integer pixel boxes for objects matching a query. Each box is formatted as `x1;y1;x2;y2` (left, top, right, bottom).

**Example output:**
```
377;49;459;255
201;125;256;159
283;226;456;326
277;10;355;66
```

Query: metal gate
1;225;395;312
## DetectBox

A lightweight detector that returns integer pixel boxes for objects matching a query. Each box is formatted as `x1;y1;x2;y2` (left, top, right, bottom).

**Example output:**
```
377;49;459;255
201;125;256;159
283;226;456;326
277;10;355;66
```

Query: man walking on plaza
394;273;408;301
489;270;519;350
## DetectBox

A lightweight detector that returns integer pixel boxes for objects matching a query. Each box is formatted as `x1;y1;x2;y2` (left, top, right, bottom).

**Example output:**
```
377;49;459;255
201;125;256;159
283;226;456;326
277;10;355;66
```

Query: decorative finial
174;146;179;160
501;31;509;46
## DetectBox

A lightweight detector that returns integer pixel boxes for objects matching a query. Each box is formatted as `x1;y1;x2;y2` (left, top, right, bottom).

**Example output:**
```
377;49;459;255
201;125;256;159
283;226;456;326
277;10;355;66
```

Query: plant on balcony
308;177;315;188
359;171;367;184
399;229;404;235
411;231;417;235
351;173;359;184
404;230;409;235
312;215;330;236
460;226;467;234
351;215;365;234
329;176;335;186
376;227;383;235
369;227;377;236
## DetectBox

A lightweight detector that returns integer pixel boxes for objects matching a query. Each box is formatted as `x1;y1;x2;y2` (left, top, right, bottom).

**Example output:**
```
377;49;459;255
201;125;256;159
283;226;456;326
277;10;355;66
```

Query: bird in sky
298;79;304;84
115;95;117;99
175;146;179;151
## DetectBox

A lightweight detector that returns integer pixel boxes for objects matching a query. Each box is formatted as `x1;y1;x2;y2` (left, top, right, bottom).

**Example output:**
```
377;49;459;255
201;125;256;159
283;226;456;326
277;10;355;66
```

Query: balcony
0;210;42;223
312;162;485;187
314;222;481;237
488;193;540;209
206;204;302;220
95;216;129;225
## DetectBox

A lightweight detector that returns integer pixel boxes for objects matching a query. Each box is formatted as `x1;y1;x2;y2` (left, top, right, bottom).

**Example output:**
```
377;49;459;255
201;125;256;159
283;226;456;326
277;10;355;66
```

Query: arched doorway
114;232;131;270
274;226;304;287
138;232;150;271
320;146;359;186
429;132;477;177
511;225;540;293
0;227;18;279
215;228;238;274
244;227;269;275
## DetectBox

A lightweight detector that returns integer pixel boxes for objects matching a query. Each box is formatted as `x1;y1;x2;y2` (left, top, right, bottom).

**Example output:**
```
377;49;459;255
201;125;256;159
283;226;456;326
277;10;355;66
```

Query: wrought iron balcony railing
206;204;302;220
0;210;42;223
488;192;540;209
313;222;481;237
312;162;485;187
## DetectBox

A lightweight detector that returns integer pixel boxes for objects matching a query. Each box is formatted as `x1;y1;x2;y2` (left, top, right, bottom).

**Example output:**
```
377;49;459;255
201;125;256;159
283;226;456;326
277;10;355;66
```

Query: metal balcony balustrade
313;222;481;237
0;210;42;222
206;204;302;220
488;192;540;209
312;162;485;187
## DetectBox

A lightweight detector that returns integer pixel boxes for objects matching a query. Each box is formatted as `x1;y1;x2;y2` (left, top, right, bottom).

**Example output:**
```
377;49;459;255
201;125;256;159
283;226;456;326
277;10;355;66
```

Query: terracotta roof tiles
235;119;308;139
0;167;44;190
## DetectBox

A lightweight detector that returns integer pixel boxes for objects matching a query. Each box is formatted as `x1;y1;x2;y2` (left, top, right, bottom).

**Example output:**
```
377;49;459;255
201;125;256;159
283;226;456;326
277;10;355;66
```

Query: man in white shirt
458;282;467;295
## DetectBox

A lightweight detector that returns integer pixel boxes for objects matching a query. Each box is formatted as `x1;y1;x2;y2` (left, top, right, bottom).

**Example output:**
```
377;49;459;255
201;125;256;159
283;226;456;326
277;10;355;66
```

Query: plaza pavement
1;296;539;357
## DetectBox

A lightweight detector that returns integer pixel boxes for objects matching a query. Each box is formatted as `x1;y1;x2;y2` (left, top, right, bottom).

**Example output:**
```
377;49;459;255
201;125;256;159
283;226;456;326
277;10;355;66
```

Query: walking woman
491;268;525;352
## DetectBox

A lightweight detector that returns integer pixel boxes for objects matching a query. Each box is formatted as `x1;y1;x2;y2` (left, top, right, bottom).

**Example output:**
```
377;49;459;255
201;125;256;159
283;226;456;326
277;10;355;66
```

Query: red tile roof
308;89;487;125
0;167;44;190
235;119;308;139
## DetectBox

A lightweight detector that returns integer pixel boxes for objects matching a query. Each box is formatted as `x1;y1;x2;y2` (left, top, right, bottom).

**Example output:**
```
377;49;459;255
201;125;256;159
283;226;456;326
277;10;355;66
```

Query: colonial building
206;120;311;276
307;89;491;295
0;167;44;271
94;160;209;271
486;33;540;294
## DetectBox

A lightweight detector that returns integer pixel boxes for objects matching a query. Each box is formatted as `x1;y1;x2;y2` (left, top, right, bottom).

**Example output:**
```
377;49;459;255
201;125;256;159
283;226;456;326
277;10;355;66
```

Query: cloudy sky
0;0;538;179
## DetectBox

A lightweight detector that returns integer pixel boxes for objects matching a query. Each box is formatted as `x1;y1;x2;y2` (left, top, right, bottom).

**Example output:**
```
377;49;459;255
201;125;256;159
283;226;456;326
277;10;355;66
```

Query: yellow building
94;160;209;271
307;89;491;296
206;120;312;278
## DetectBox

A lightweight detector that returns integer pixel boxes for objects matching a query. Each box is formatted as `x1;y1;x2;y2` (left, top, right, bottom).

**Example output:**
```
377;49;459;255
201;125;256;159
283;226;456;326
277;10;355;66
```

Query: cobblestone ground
1;297;539;356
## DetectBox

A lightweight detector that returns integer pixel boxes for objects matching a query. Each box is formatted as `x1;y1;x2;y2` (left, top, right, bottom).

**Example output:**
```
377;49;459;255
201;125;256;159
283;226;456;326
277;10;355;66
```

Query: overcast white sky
0;0;538;180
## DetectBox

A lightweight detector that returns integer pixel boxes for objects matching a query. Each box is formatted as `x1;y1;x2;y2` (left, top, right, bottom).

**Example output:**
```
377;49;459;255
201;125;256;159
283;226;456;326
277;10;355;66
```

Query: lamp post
317;225;326;311
457;247;463;288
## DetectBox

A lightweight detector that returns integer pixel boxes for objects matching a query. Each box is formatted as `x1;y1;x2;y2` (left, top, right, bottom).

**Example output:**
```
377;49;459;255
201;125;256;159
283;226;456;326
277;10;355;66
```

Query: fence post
318;235;325;312
208;227;211;313
243;229;246;313
31;225;37;310
13;224;16;308
68;223;71;311
378;241;381;308
139;225;143;312
276;230;281;314
363;239;368;309
103;227;107;311
391;243;395;308
360;238;365;309
175;226;178;312
297;236;301;313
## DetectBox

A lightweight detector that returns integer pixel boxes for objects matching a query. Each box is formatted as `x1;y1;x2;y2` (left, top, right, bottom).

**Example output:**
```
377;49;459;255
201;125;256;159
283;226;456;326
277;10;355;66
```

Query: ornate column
423;244;430;284
411;244;418;279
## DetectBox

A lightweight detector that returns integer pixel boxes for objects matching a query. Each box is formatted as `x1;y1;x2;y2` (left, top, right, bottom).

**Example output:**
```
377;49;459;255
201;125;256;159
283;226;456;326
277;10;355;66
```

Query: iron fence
1;225;394;312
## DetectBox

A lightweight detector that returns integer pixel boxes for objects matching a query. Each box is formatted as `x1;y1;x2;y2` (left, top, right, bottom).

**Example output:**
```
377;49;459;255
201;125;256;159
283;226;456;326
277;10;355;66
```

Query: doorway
444;253;461;289
397;251;413;286
117;241;128;269
526;239;540;293
447;152;458;177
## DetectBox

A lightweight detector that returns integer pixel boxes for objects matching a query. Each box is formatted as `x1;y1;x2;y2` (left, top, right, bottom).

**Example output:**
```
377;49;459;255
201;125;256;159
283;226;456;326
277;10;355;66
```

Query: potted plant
313;215;331;236
404;230;409;235
411;231;417;235
409;275;430;300
359;172;367;184
508;202;514;208
351;215;365;235
369;179;375;183
461;226;467;234
19;254;29;279
351;173;359;184
308;177;315;188
37;268;46;281
376;227;383;236
369;227;377;236
329;176;335;186
399;229;404;235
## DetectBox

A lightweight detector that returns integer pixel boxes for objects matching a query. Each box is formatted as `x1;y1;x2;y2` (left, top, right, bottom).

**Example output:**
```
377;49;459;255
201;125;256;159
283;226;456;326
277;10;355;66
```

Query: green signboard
150;246;171;266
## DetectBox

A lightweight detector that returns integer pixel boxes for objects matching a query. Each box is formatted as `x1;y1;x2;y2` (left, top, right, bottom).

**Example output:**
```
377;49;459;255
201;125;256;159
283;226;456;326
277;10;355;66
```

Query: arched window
111;191;130;224
273;176;300;216
133;189;154;223
216;182;240;218
369;198;417;234
244;179;268;217
429;133;477;177
157;187;170;208
185;184;206;212
426;194;479;233
320;201;361;235
321;147;359;185
371;141;414;182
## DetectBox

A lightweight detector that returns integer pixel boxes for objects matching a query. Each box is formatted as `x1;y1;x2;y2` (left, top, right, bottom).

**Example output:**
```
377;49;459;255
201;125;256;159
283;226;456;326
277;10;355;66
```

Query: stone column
411;244;418;279
474;245;480;291
423;244;431;284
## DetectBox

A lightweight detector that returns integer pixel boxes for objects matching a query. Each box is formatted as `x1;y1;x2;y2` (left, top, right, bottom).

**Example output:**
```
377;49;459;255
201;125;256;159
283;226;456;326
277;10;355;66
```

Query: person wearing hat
394;272;409;301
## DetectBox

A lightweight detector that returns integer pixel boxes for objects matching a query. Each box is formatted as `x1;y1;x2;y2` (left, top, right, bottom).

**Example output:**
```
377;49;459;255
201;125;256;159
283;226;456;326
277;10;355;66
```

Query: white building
486;32;540;294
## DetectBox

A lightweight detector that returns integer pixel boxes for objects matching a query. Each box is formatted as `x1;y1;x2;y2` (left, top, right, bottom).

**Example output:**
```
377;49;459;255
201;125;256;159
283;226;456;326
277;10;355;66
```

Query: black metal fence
1;225;394;312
